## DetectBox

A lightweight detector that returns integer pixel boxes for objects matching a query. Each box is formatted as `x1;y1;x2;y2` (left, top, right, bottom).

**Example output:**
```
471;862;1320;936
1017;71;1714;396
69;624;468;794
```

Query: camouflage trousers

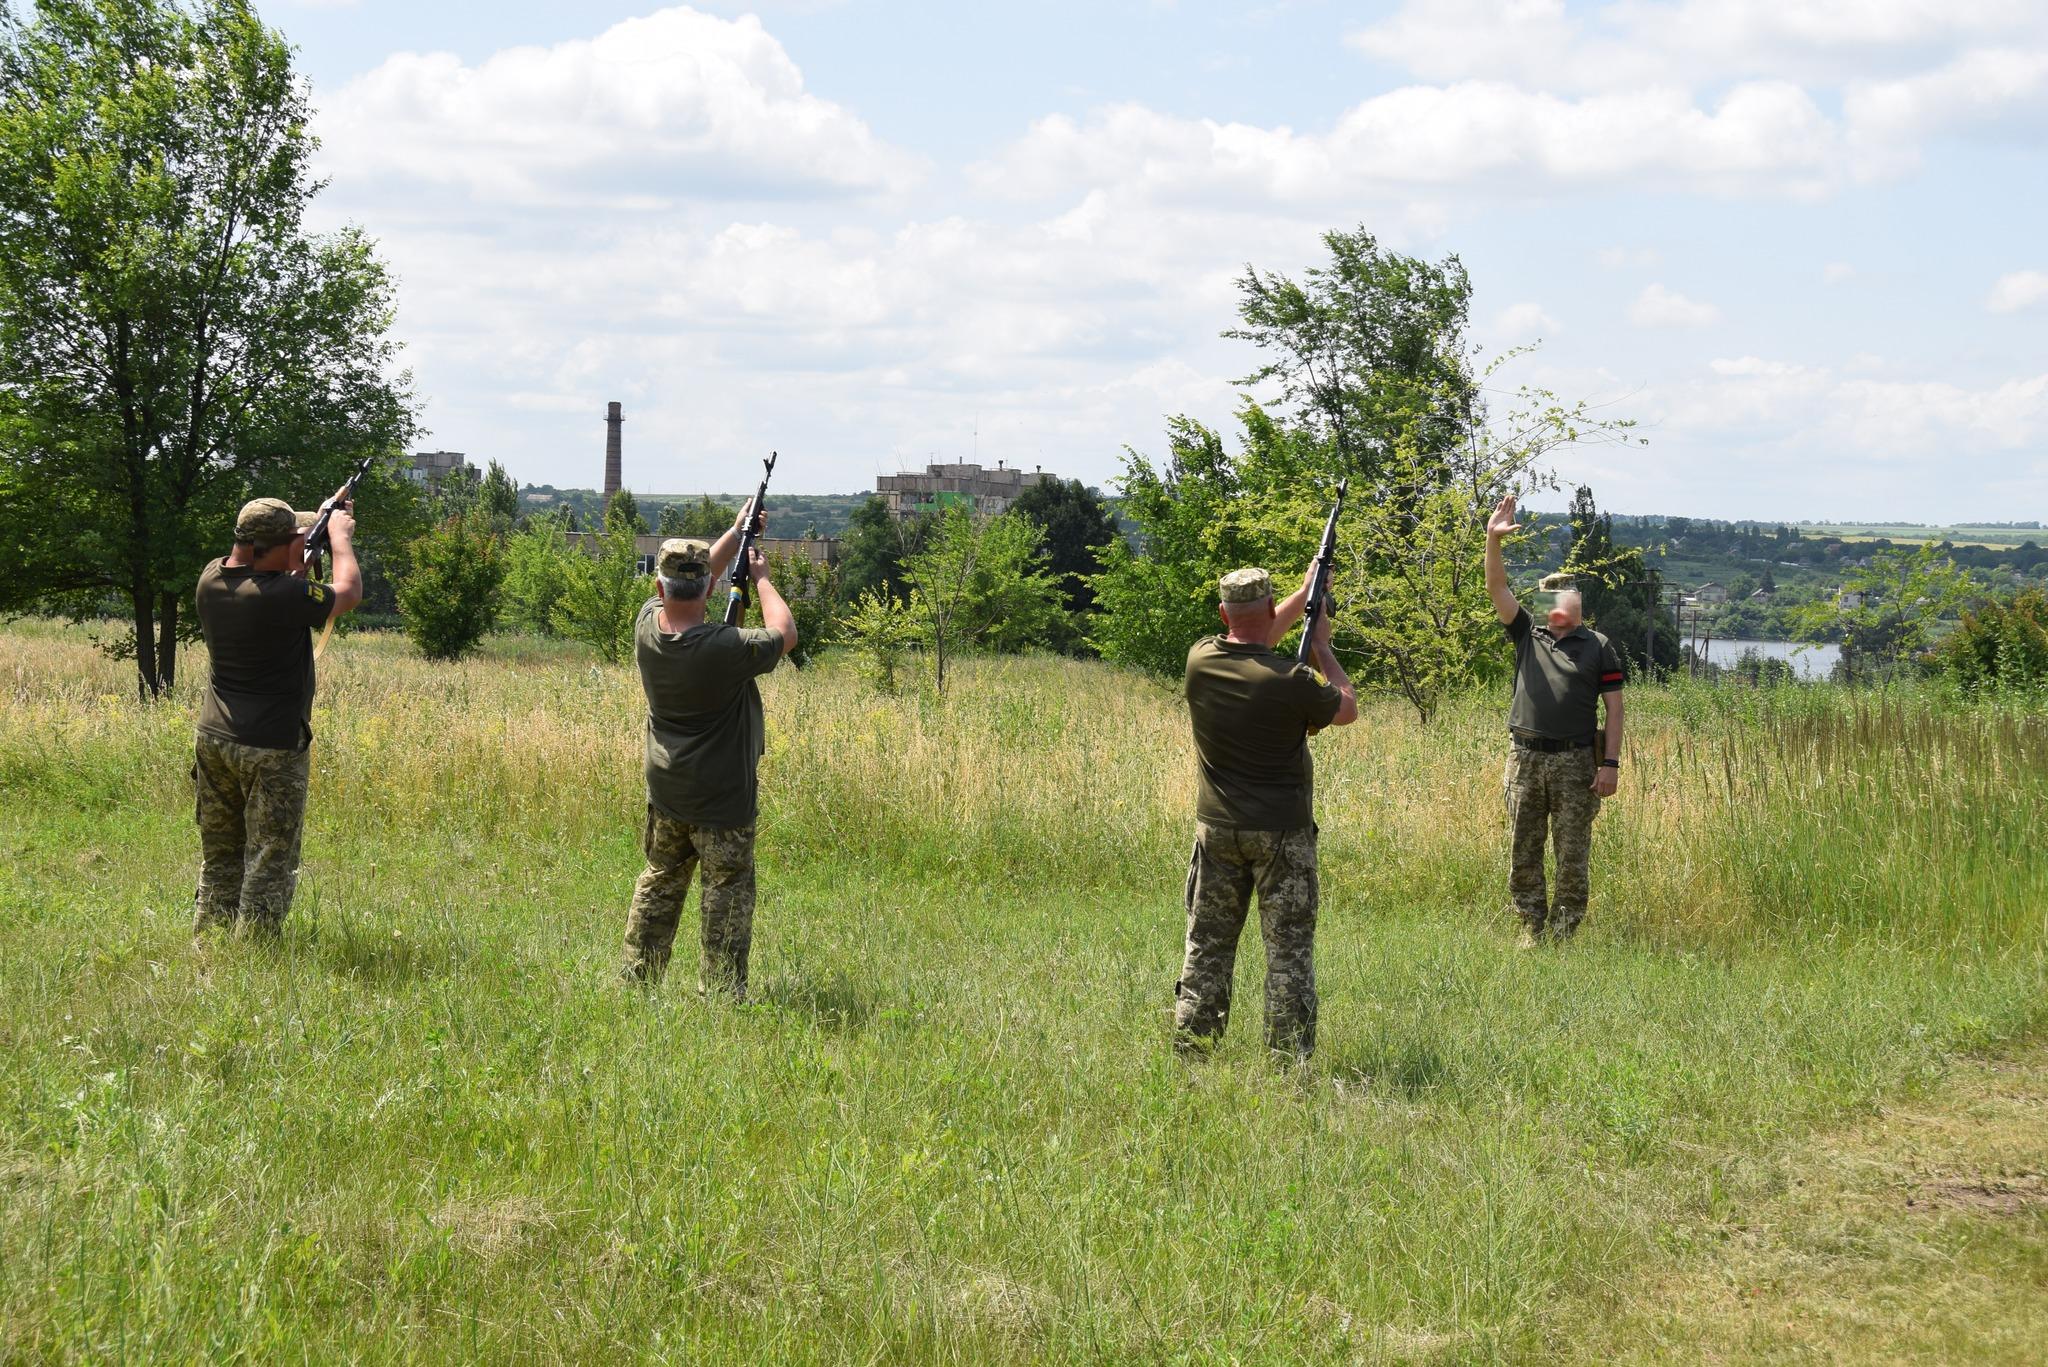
192;734;311;936
1174;823;1319;1059
1503;745;1603;938
621;809;757;996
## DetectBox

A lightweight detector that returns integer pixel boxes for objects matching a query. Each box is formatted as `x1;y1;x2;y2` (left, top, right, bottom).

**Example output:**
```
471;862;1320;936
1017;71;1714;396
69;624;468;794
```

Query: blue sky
270;1;2048;521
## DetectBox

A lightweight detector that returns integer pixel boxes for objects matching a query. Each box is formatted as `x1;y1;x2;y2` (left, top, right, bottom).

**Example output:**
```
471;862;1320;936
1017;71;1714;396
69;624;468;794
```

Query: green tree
434;463;480;519
1010;477;1118;647
1795;542;1975;681
1561;485;1679;676
0;0;417;698
680;494;731;538
764;547;841;664
605;487;647;535
656;502;687;537
552;521;648;664
837;495;913;604
1224;225;1473;478
479;459;519;531
501;511;571;636
901;506;1063;692
1090;417;1266;676
394;515;502;661
1339;376;1634;723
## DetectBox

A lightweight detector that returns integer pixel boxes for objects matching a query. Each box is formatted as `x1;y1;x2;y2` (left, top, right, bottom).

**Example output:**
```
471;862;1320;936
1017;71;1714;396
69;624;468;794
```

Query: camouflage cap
1538;572;1578;591
656;538;712;580
1219;567;1273;603
234;497;316;545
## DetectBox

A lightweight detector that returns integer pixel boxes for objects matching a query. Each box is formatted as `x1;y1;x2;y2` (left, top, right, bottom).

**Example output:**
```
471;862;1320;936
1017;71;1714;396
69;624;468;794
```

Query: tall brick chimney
603;401;623;500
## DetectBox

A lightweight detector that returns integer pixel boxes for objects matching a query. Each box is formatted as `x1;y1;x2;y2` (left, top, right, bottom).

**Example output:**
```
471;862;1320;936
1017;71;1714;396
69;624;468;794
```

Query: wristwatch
1599;758;1620;769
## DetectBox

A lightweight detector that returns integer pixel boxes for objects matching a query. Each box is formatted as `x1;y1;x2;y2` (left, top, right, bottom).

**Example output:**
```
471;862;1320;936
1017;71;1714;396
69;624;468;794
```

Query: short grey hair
660;574;708;602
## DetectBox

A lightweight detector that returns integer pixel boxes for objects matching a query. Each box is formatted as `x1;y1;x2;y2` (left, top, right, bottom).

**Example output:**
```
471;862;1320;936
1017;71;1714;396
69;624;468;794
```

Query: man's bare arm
1274;575;1312;635
1309;609;1359;729
327;505;363;617
749;549;797;658
1484;494;1521;625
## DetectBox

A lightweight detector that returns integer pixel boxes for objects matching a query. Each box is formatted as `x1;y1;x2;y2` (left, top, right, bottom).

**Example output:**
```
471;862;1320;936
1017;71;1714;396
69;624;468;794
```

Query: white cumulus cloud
314;6;922;210
1492;301;1563;341
1986;269;2048;313
973;80;1846;205
1630;284;1721;328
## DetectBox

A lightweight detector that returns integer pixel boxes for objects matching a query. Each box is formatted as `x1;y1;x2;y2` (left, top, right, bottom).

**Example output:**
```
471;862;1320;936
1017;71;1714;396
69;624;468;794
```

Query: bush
394;516;503;661
1936;588;2048;696
502;515;572;635
840;587;918;692
765;549;841;664
552;522;649;664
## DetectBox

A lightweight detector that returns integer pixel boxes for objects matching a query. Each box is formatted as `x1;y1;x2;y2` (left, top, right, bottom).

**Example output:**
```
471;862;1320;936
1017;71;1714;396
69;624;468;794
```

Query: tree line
4;0;2040;708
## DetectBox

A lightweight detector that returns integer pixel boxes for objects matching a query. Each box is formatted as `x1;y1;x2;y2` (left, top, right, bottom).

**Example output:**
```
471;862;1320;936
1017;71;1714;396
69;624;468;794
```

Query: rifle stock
1296;479;1347;665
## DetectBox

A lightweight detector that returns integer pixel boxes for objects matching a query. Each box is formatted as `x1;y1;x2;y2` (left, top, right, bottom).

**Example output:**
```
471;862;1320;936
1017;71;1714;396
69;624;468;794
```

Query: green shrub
393;515;502;661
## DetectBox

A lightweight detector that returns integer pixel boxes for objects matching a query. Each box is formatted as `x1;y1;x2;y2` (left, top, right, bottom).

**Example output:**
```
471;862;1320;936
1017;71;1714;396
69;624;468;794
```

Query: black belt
1511;733;1594;752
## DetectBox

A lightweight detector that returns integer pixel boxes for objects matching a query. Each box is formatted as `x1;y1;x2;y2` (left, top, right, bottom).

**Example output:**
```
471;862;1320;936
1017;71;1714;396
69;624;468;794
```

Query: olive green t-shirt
1184;636;1343;831
1504;606;1625;741
194;558;335;752
636;600;785;828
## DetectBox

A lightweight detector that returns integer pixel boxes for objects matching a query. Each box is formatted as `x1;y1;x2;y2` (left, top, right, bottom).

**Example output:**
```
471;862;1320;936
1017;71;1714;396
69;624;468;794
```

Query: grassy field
1803;524;2044;549
3;623;2045;1362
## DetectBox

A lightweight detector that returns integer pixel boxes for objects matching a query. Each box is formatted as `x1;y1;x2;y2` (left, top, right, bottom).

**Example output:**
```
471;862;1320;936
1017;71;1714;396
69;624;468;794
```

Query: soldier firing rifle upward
191;475;365;938
1173;482;1359;1062
619;474;797;997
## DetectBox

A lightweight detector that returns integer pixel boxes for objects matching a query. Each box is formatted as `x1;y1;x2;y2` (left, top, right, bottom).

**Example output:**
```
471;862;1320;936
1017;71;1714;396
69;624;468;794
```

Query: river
1692;638;1841;680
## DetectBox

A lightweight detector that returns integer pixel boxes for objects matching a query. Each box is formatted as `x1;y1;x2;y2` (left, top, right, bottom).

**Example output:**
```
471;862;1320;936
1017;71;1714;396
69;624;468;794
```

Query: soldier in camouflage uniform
1176;565;1358;1060
620;504;796;997
192;492;362;937
1484;496;1626;944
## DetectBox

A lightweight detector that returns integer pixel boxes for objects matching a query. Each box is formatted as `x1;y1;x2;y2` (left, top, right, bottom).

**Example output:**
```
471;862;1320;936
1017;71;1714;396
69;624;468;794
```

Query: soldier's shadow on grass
311;918;474;985
1319;1038;1454;1099
750;971;879;1035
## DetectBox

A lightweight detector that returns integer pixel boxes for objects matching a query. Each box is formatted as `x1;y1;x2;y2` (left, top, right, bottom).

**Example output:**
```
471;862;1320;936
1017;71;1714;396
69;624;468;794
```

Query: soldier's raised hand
736;497;765;538
1486;495;1520;541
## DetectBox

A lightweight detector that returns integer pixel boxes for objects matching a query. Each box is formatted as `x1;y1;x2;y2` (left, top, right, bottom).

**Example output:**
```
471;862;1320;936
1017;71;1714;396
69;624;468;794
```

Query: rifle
723;451;777;627
1296;478;1347;665
303;455;373;660
302;454;374;573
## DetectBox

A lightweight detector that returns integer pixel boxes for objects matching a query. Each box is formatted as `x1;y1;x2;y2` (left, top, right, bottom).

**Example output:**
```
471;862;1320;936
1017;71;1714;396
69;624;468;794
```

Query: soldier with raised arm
1484;495;1625;945
620;500;796;997
1175;565;1359;1062
192;488;363;938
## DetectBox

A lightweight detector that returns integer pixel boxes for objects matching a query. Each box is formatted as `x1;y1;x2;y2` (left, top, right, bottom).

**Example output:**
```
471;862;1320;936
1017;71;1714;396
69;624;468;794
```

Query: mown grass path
3;626;2044;1361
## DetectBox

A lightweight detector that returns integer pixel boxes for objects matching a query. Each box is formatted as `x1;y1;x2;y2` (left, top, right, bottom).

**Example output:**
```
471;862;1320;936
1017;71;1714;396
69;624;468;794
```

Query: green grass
2;624;2044;1361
